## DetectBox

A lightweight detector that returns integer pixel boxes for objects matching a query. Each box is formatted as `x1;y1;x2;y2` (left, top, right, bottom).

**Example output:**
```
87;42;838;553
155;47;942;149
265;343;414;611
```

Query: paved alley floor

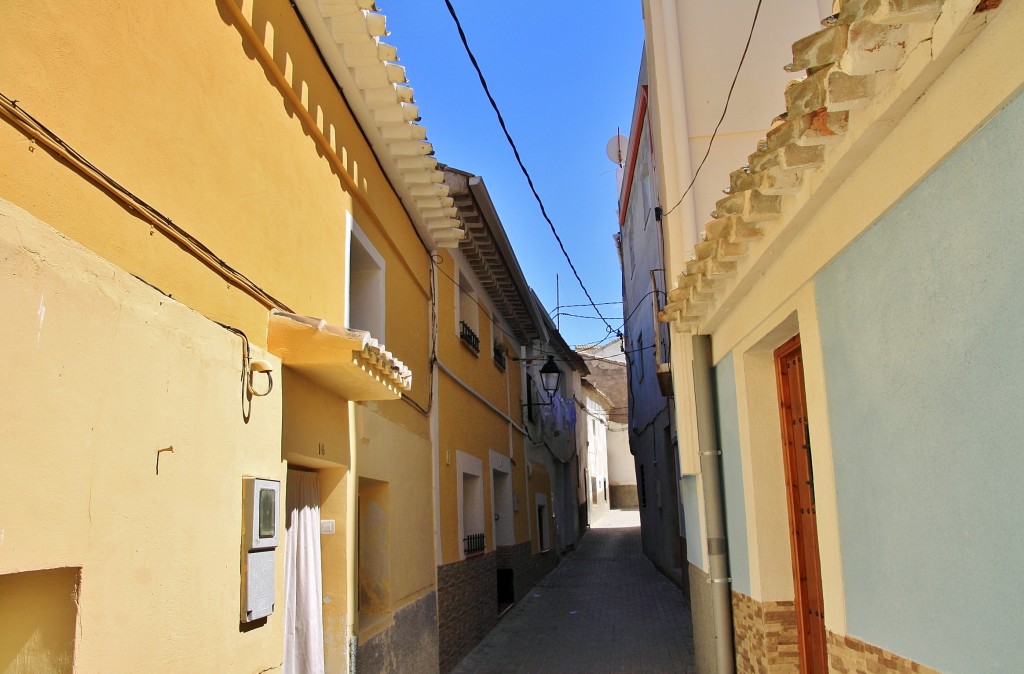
452;509;696;674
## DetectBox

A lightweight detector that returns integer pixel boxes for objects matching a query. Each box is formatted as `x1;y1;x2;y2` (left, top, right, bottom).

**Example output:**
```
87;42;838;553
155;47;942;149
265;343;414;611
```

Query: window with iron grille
460;321;480;354
463;533;485;556
456;268;479;346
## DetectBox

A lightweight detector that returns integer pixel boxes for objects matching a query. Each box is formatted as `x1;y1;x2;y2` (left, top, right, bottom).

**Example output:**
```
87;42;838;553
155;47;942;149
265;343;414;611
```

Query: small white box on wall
241;477;280;622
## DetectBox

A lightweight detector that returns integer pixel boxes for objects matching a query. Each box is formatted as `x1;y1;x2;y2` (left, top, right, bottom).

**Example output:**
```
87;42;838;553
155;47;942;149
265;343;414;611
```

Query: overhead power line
663;0;765;219
442;0;618;336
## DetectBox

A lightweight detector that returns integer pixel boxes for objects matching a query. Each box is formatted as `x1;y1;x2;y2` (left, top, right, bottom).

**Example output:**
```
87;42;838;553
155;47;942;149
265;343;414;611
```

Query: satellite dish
605;133;629;165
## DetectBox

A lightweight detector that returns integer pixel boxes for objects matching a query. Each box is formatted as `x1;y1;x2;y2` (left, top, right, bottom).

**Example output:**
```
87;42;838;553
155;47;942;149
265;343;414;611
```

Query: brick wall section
437;552;497;674
357;591;438;674
827;631;940;674
732;590;799;674
496;542;559;602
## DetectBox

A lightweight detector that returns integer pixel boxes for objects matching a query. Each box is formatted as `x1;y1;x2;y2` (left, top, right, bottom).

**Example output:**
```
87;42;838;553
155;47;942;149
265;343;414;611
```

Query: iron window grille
493;342;507;370
459;321;480;354
463;532;485;556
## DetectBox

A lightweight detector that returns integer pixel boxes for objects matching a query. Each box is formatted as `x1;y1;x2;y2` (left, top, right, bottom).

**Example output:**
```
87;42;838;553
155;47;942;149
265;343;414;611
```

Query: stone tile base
610;484;639;508
357;591;438;674
731;590;798;674
827;631;940;674
496;541;559;603
437;552;497;674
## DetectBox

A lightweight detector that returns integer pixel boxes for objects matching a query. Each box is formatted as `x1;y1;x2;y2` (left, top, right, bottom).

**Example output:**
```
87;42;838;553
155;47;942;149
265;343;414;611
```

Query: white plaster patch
36;292;46;345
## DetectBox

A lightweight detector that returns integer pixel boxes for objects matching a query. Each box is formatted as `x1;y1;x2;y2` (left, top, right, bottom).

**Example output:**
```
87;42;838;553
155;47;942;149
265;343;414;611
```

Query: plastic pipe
692;334;736;674
346;400;359;672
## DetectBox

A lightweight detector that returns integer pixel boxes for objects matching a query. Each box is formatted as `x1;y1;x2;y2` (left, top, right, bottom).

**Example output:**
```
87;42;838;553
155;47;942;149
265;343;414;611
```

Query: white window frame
345;214;386;341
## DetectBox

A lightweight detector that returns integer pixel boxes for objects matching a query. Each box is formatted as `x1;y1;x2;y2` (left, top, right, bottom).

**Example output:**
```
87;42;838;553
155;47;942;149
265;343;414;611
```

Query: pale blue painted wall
815;91;1024;673
714;353;751;596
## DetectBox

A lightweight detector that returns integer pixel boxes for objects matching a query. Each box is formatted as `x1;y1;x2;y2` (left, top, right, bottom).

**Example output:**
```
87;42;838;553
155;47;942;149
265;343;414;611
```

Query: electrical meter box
241;477;280;622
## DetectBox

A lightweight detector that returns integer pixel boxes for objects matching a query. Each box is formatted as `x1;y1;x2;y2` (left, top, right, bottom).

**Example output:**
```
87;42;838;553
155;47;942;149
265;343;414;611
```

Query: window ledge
267;310;412;401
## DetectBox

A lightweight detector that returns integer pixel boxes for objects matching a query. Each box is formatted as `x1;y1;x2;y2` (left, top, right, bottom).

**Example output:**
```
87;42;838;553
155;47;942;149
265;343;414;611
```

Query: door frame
774;334;828;673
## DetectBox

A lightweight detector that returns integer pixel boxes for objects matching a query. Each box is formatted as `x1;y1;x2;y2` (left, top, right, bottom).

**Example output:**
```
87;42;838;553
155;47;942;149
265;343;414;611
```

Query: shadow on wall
0;567;80;672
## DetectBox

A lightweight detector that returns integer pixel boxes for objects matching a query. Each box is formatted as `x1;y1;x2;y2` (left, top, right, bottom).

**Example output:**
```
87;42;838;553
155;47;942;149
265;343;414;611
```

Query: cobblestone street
452;509;695;674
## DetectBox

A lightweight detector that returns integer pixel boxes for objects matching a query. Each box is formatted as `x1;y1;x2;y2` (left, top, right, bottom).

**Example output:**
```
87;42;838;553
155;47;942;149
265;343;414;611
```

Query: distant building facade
436;167;585;672
578;339;636;509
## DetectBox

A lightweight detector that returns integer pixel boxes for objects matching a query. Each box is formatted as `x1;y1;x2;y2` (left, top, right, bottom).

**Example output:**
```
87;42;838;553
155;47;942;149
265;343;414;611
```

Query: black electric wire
549;301;622;316
434;257;648;362
0;93;292;312
662;0;765;219
611;289;668;336
442;0;617;336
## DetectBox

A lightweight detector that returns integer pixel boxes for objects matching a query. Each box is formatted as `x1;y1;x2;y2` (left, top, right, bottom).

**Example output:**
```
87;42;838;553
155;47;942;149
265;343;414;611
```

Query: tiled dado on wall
731;590;940;674
827;632;940;674
731;591;799;674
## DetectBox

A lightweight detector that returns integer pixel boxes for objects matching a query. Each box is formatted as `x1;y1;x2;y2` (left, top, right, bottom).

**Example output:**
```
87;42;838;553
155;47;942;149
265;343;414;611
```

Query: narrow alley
3;1;1021;672
453;510;695;674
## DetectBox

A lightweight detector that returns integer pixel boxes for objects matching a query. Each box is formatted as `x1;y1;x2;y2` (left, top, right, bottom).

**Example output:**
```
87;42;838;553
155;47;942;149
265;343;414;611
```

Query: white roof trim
293;0;465;248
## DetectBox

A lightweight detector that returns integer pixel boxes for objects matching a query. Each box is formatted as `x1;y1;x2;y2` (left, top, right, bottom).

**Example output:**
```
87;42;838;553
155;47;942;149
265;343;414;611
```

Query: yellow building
434;167;585;672
1;0;463;671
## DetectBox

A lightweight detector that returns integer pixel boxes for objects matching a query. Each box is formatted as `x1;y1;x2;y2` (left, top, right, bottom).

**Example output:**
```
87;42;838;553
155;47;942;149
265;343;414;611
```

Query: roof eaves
466;175;548;339
292;0;465;249
659;0;1003;333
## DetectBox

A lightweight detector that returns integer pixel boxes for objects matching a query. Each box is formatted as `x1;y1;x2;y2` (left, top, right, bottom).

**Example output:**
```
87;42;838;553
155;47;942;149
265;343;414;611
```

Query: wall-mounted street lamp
522;355;563;422
539;355;563;403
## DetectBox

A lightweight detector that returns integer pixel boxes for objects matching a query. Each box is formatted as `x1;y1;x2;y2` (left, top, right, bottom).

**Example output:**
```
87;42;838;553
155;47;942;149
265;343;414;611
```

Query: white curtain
283;469;325;674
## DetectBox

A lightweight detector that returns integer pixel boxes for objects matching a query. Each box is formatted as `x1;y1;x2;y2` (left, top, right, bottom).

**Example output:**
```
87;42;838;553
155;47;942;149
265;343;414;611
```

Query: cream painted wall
1;201;285;671
641;0;824;278
356;405;436;605
605;421;634;489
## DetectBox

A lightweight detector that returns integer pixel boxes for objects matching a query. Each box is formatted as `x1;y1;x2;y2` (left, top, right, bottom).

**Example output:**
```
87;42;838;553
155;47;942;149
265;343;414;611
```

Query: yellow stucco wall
434;248;534;566
1;202;286;671
357;406;436;604
0;567;79;674
1;0;437;667
0;0;432;362
527;465;554;554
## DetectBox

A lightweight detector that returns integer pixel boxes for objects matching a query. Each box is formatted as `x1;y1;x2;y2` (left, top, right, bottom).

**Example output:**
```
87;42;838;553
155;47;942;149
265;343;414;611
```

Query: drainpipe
346;400;359;673
692;335;735;674
431;263;443;568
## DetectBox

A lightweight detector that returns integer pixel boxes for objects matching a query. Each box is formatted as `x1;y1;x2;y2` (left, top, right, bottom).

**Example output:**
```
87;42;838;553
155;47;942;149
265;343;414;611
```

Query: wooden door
774;335;827;673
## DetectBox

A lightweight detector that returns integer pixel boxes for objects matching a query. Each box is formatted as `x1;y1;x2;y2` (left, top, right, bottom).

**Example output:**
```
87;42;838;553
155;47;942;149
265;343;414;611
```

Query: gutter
345;401;359;673
692;334;735;674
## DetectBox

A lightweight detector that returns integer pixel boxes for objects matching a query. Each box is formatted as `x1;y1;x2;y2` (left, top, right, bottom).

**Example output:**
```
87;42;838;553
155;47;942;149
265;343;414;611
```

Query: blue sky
381;1;646;347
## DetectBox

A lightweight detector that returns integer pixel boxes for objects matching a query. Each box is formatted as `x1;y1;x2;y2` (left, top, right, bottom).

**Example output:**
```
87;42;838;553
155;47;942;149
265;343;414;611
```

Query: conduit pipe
435;358;529;438
345;400;359;673
692;334;735;674
0;95;289;312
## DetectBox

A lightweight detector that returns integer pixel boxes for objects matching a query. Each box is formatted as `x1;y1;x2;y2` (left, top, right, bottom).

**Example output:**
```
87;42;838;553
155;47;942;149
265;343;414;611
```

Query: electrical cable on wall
662;0;765;219
0;93;291;312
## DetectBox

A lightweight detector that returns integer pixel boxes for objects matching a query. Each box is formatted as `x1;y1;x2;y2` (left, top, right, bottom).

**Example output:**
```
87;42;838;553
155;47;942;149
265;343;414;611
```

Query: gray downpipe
692;334;735;674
